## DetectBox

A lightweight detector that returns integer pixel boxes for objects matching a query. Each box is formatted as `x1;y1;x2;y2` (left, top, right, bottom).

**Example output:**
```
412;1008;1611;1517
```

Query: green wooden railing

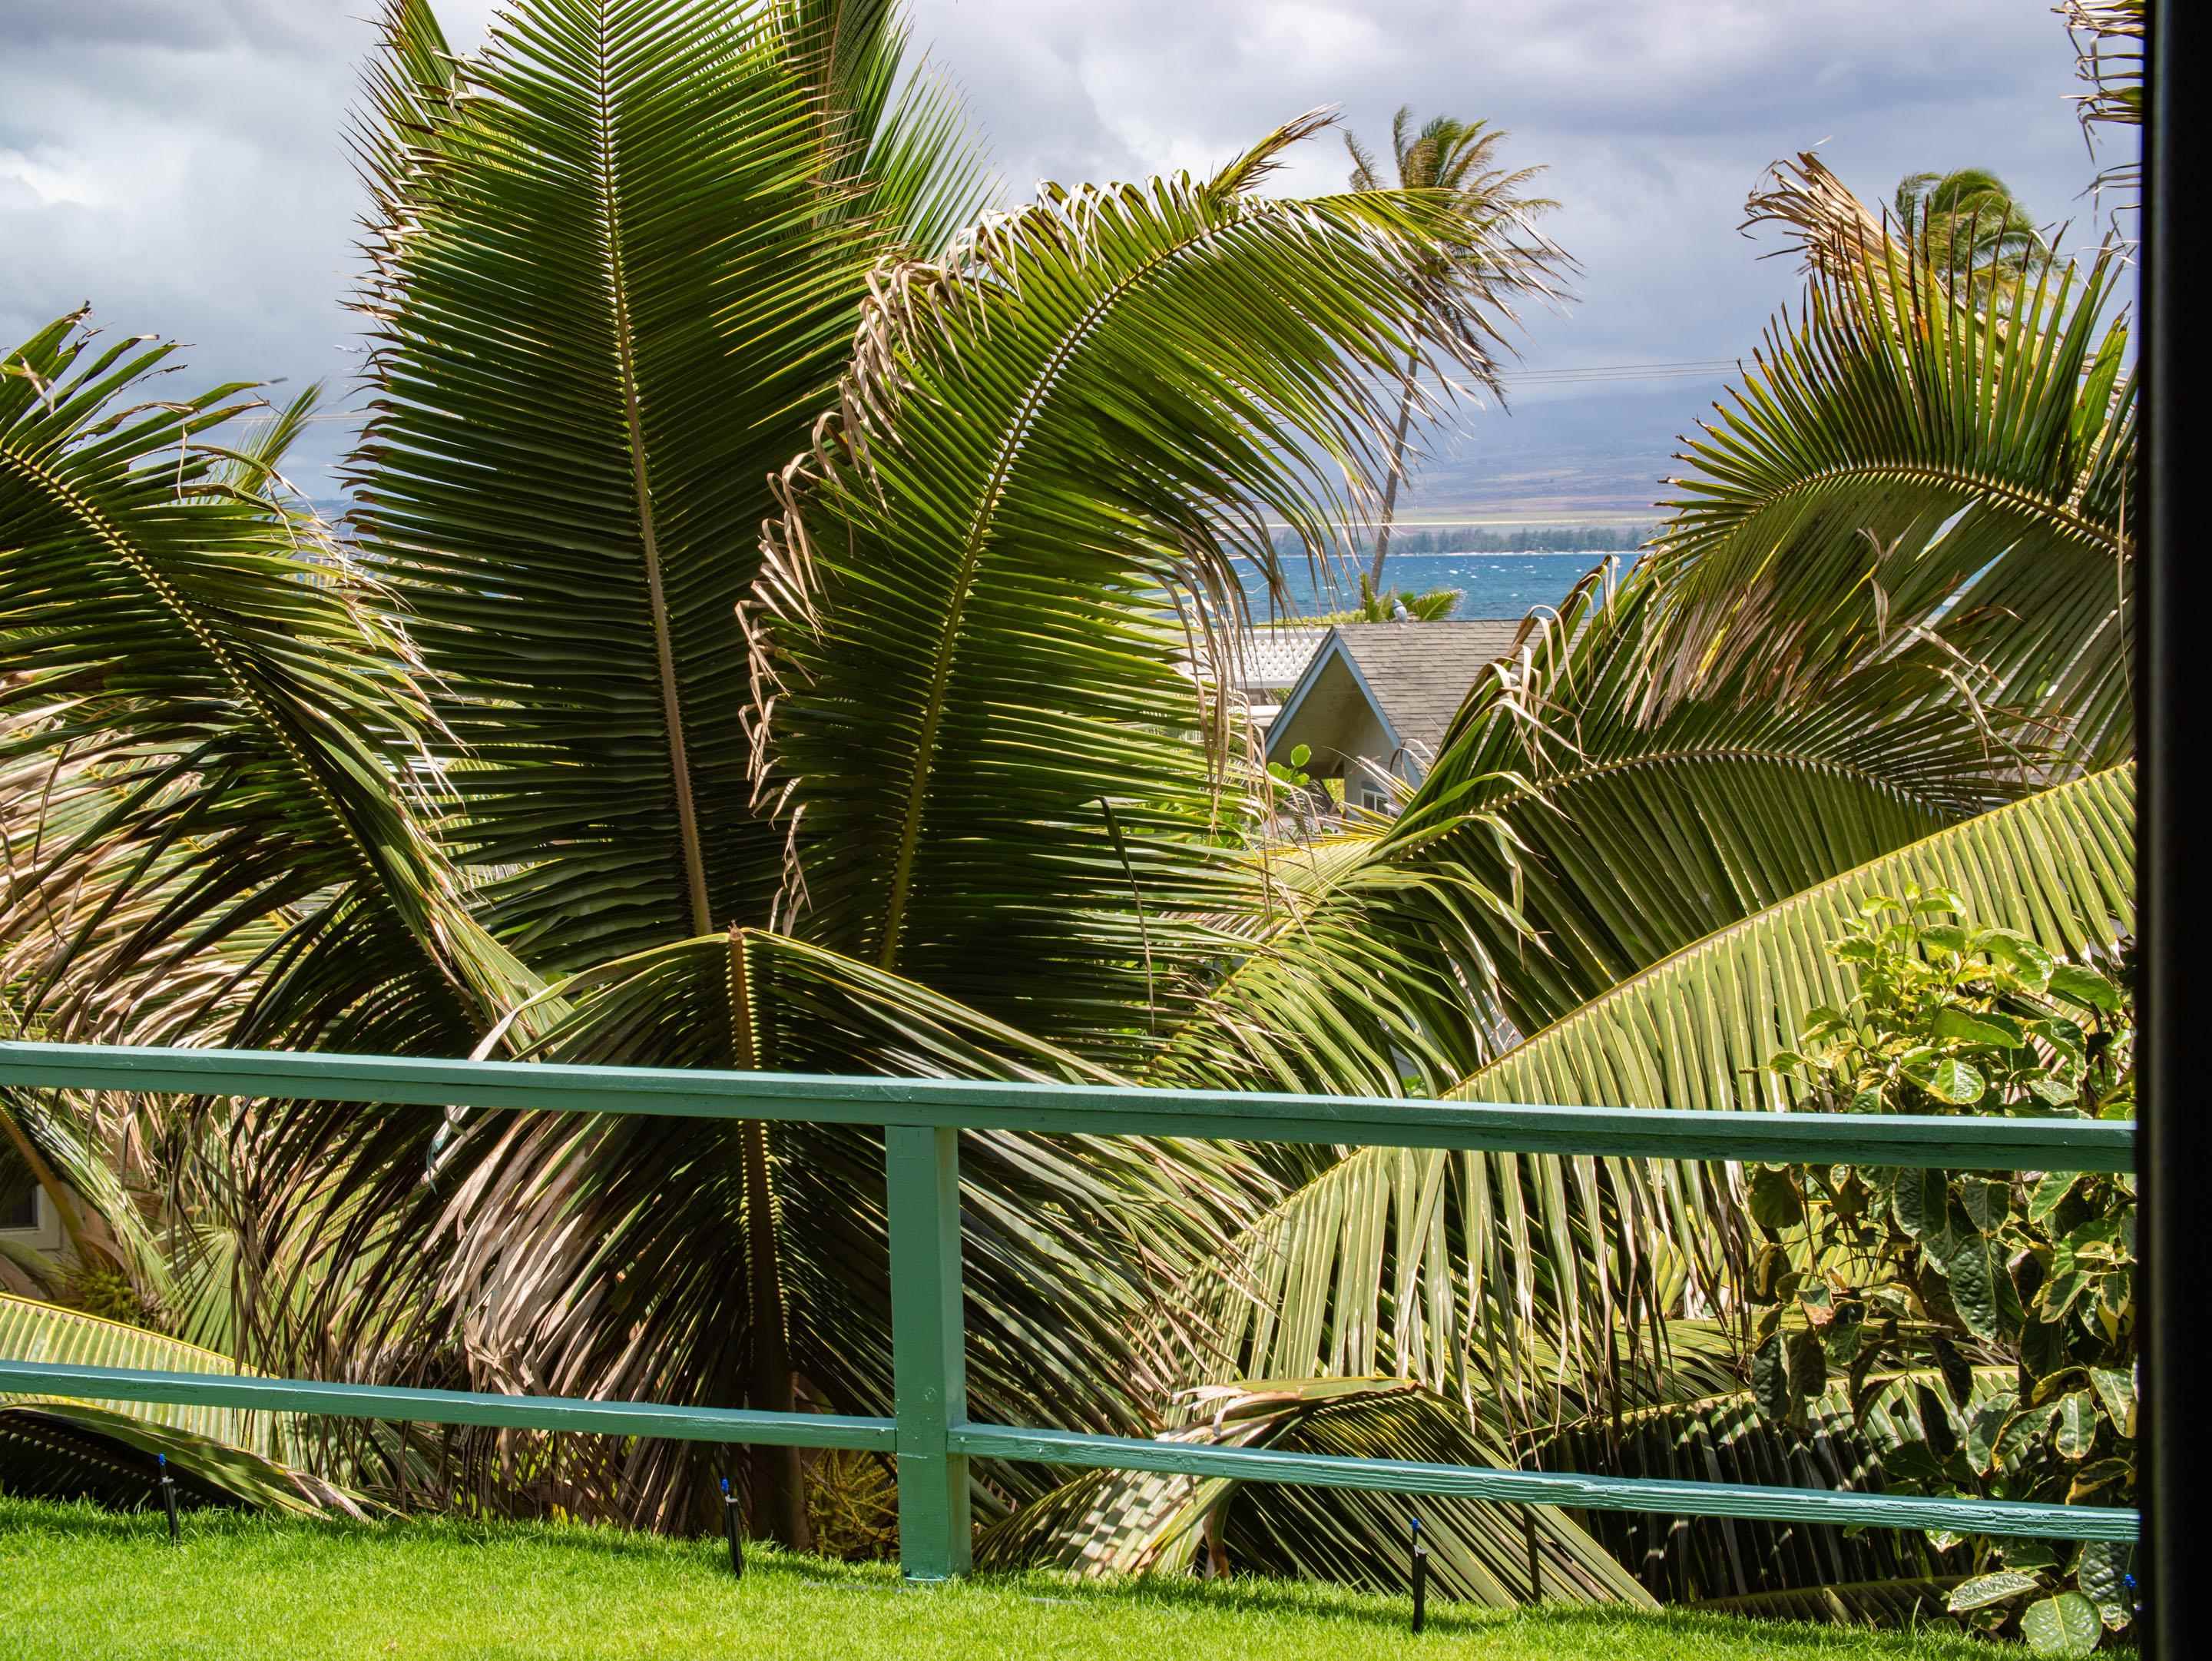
0;1041;2140;1582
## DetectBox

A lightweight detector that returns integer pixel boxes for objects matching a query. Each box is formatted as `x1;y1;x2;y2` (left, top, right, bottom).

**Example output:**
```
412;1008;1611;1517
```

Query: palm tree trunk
730;931;809;1549
1369;357;1421;591
741;1119;809;1548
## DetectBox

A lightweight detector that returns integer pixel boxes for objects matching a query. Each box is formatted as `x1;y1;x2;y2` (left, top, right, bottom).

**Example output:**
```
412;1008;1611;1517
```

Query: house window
1;1144;39;1232
1359;787;1388;813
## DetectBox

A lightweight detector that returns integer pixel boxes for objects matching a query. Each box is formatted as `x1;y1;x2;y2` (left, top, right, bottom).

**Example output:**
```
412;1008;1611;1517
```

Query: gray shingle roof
1331;620;1525;761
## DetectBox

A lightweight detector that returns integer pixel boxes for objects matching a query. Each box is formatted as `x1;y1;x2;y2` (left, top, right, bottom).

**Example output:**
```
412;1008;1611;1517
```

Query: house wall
1265;652;1402;802
0;1142;71;1291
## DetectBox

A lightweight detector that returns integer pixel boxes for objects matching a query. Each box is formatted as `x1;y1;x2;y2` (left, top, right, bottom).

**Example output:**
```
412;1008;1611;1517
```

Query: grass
1;1497;1999;1661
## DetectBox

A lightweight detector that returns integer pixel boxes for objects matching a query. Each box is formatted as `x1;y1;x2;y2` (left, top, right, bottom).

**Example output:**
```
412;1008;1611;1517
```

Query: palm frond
1459;763;2132;1112
772;0;999;256
753;115;1558;1059
0;1293;363;1514
1644;157;2135;766
1156;770;2130;1454
1175;559;2046;1103
257;930;1261;1531
0;1062;154;1297
1;313;532;1054
1456;563;2063;1033
1;1292;294;1461
347;0;955;973
2059;0;2142;211
977;1377;1654;1606
0;1401;367;1517
1533;1371;1989;1608
1146;813;1526;1102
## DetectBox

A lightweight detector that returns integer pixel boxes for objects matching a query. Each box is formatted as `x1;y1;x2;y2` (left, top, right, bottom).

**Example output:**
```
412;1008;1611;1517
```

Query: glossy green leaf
1933;1008;2019;1048
1940;1229;2013;1342
1748;1166;1806;1231
1926;1059;1988;1106
2021;1590;2103;1656
2075;1540;2134;1630
2049;964;2121;1013
2030;1172;2081;1224
2054;1390;2099;1460
1893;1167;1949;1238
1960;1178;2008;1232
2089;1368;2134;1434
1949;1569;2041;1612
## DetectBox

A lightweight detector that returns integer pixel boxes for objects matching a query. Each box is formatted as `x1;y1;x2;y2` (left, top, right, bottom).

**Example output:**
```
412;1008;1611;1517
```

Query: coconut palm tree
1891;167;2050;303
1343;108;1558;592
1;0;1558;1546
980;152;2136;1603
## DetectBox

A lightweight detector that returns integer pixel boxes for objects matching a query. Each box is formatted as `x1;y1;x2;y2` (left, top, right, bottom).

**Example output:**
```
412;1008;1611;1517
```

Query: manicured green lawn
2;1497;1994;1661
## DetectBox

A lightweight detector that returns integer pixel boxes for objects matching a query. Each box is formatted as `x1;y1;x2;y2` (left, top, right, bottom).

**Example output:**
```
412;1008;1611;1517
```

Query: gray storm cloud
1;0;2125;502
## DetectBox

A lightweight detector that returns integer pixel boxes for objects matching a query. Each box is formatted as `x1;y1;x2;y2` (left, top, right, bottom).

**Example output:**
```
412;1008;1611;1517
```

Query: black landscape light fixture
2138;4;2204;1656
155;1453;178;1544
720;1475;745;1580
1408;1513;1427;1634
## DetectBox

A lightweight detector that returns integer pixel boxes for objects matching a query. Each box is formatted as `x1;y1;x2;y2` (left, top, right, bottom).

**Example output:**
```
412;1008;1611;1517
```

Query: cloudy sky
0;1;2128;507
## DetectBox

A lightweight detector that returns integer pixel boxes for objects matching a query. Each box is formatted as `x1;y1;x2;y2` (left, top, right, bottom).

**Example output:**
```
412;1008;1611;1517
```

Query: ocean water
1237;550;1620;622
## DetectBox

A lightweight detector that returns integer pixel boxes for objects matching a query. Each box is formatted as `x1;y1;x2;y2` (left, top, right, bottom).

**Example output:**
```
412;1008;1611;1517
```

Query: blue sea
1237;550;1621;622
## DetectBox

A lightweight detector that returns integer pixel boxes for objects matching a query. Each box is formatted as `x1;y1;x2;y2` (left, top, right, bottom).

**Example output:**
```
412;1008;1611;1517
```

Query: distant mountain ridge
312;385;1710;538
1383;379;1727;522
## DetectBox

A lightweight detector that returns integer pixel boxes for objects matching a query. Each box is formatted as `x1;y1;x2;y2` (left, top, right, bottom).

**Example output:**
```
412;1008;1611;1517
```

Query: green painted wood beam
0;1361;896;1452
949;1424;2140;1543
0;1042;2134;1171
886;1126;972;1582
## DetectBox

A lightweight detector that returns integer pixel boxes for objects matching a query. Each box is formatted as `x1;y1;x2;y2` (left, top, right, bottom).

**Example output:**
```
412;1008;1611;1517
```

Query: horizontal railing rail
0;1039;2140;1581
0;1041;2135;1169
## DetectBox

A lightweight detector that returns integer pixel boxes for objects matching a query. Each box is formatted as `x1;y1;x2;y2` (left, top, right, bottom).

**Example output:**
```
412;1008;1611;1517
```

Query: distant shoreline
1264;522;1656;558
1265;559;1628;565
1237;549;1627;620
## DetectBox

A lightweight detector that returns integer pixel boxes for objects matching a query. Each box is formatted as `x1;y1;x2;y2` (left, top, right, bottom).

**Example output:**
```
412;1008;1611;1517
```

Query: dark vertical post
886;1124;971;1582
1409;1513;1427;1633
2140;4;2201;1656
157;1453;178;1543
720;1476;745;1578
1525;1509;1541;1604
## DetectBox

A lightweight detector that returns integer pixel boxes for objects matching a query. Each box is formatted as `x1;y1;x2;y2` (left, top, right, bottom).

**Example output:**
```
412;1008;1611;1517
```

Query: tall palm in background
2;0;2137;1616
1344;108;1557;591
1892;167;2050;303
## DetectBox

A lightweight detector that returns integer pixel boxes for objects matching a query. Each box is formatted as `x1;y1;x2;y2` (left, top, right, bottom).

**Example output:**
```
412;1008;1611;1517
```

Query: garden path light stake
720;1477;744;1579
157;1454;178;1544
1409;1513;1427;1634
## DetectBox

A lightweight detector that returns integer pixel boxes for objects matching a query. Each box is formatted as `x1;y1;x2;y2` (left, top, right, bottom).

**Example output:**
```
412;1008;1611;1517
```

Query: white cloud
0;0;2131;499
0;147;106;209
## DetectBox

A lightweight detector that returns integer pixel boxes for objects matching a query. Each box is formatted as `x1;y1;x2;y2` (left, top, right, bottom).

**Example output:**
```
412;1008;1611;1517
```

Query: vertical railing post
885;1123;971;1581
